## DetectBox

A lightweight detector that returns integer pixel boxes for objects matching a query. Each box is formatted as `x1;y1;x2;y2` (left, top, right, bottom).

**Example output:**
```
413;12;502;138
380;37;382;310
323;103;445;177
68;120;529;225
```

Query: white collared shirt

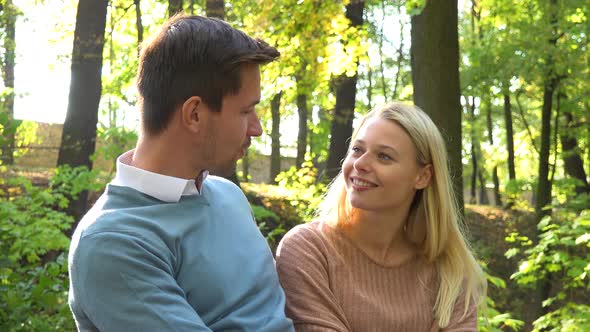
111;150;208;203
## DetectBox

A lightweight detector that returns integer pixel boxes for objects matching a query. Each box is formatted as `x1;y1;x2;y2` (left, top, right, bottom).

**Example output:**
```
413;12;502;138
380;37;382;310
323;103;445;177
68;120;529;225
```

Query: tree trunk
468;98;477;205
470;139;477;205
270;92;282;184
501;91;515;225
411;0;464;210
325;0;364;181
536;79;556;219
392;4;405;99
367;65;373;111
478;169;489;205
535;0;559;220
486;101;502;206
1;0;17;165
377;0;387;101
168;0;183;17
536;0;559;320
296;93;308;168
57;0;108;230
550;91;560;184
516;91;539;154
504;92;516;181
311;107;329;172
206;0;224;19
491;166;501;206
559;99;590;196
242;149;249;182
135;0;143;47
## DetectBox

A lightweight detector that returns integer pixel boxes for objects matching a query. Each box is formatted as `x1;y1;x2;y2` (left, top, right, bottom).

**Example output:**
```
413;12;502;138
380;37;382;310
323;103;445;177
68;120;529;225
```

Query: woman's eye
351;146;362;153
378;153;392;161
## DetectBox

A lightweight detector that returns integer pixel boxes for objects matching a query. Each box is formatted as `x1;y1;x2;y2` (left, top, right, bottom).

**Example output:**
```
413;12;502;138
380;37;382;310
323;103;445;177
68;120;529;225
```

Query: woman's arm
441;290;479;332
276;224;351;332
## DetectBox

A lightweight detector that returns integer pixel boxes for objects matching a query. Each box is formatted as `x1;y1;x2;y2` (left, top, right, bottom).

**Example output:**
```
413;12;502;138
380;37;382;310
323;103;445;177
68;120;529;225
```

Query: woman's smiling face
342;117;431;215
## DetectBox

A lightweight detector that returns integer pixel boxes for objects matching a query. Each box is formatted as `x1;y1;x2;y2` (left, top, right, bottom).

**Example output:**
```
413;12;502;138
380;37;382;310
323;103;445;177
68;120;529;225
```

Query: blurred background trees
0;0;588;330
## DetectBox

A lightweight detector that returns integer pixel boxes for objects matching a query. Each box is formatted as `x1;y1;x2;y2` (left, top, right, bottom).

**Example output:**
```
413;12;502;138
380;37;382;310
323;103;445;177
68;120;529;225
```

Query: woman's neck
340;208;417;267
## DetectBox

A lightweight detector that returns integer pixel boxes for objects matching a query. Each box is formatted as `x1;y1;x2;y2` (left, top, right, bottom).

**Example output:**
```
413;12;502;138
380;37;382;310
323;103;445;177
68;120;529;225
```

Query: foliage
507;202;590;331
13;120;40;158
0;113;40;160
553;178;590;209
478;267;525;331
241;160;326;251
242;181;304;249
251;204;285;245
50;165;106;199
532;303;590;332
504;178;535;211
0;107;20;144
93;124;138;174
0;165;102;331
251;204;279;223
274;159;326;223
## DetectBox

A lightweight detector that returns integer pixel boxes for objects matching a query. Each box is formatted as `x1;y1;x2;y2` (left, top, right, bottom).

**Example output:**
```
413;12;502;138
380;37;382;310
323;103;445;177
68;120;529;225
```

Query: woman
276;102;486;331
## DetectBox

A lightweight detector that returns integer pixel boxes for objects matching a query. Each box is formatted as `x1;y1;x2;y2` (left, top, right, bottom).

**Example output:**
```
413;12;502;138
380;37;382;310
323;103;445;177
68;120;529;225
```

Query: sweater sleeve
441;289;479;332
69;231;212;332
276;224;351;332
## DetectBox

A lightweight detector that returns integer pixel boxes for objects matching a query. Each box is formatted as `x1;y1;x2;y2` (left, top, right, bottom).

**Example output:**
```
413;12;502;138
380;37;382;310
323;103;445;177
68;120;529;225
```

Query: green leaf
575;233;590;245
505;248;520;259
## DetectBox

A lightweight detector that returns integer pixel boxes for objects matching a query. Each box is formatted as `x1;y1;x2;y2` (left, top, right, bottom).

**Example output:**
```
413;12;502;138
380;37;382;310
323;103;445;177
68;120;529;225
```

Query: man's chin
237;147;247;159
210;162;238;178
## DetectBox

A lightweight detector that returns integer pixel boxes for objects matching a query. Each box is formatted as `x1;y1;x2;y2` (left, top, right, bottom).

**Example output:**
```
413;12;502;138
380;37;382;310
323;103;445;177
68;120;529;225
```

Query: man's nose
247;112;263;137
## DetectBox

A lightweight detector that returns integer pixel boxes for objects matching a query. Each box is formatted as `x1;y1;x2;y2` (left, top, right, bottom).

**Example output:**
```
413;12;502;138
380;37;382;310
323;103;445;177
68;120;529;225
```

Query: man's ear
415;164;433;190
181;96;205;134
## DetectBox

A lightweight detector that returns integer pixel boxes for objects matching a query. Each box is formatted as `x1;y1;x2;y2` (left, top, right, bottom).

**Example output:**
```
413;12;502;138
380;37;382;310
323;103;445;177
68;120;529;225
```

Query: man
68;14;294;331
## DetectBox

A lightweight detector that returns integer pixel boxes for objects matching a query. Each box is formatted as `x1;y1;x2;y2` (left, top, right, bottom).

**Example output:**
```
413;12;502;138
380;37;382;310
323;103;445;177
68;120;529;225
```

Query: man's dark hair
136;14;280;136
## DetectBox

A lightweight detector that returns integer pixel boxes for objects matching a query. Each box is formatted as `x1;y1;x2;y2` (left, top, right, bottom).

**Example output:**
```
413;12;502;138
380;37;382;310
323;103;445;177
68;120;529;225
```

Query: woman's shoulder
281;220;333;243
277;220;339;259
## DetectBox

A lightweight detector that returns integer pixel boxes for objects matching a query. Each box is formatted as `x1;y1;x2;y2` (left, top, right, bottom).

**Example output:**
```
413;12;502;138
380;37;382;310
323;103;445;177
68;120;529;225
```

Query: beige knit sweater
276;221;477;332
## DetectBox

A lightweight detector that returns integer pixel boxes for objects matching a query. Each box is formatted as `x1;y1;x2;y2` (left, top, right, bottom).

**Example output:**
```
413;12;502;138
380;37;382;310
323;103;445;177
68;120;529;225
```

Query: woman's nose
353;153;371;172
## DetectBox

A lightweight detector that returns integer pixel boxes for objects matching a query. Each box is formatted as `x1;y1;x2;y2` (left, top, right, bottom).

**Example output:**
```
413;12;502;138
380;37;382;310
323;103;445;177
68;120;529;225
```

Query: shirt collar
111;150;208;203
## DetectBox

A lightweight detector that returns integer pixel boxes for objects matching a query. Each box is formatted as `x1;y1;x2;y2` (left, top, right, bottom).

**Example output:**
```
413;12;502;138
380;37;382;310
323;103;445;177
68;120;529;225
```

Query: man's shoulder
69;201;173;270
72;187;169;245
203;175;247;201
204;175;240;190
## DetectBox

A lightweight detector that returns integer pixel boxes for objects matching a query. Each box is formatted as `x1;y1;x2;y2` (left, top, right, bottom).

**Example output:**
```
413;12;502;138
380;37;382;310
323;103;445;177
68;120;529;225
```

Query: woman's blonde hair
317;102;486;328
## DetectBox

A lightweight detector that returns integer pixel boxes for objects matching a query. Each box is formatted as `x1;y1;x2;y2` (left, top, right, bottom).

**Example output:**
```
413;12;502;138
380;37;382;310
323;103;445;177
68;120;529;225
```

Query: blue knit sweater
68;177;293;332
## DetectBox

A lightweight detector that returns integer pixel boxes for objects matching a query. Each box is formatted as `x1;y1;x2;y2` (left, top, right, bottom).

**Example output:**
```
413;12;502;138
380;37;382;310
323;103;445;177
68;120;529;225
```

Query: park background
0;0;589;331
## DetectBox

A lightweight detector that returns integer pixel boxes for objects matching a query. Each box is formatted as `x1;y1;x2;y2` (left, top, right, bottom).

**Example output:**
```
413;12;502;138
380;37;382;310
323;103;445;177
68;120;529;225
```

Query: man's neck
132;133;205;180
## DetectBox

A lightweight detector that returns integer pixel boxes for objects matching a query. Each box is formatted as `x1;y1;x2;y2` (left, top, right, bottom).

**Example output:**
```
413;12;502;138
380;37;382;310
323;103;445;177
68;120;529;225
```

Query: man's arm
69;231;212;332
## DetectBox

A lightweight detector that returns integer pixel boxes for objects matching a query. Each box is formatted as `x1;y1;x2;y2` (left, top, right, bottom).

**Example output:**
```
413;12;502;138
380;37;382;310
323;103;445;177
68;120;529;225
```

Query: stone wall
14;122;62;168
241;151;296;184
13;122;296;184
